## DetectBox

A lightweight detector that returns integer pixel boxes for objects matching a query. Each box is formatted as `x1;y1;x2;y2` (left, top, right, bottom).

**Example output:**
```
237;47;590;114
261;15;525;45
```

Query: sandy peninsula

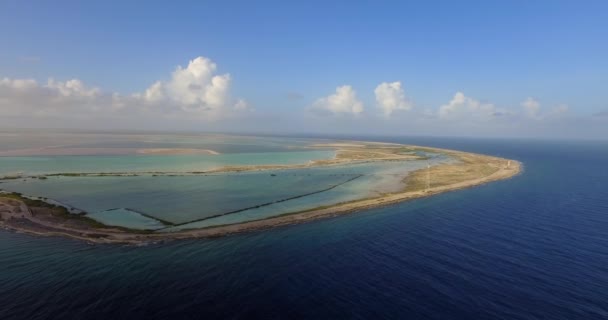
0;143;521;244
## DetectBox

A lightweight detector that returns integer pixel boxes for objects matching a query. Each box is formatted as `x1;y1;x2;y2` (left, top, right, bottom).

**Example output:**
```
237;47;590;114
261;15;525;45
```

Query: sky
1;0;607;139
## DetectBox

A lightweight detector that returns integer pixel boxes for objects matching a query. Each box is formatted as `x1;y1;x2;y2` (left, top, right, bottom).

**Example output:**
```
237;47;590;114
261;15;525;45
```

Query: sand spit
0;143;521;244
0;147;220;157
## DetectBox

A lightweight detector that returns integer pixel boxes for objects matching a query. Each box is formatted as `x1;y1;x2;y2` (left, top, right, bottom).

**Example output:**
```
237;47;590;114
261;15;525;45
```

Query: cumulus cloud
142;81;163;103
521;97;541;118
0;78;38;90
438;92;505;120
0;77;106;117
135;56;249;116
311;85;364;115
374;81;412;117
0;56;248;121
519;98;569;120
0;61;588;137
233;99;251;111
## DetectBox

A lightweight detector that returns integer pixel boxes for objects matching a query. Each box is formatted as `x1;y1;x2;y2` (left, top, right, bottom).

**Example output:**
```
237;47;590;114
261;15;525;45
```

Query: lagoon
0;132;453;230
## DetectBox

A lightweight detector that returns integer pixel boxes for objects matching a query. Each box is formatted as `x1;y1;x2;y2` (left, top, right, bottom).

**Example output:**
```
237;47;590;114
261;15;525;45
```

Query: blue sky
1;1;607;138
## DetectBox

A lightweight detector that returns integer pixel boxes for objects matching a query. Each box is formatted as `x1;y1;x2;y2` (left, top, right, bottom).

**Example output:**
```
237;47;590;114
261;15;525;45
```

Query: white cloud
46;79;100;98
0;77;105;117
311;85;364;115
0;56;248;121
521;97;541;118
438;91;505;119
374;81;412;117
0;78;38;90
549;104;569;116
233;98;252;111
136;56;245;117
519;98;569;120
142;81;163;103
168;57;229;109
0;63;586;137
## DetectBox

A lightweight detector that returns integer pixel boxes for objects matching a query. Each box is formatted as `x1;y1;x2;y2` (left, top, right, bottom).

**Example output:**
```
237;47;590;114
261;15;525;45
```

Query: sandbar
0;147;219;156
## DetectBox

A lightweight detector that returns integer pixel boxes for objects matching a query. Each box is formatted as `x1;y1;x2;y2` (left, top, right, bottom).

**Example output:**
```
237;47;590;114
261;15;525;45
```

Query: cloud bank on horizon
0;55;603;138
0;56;250;123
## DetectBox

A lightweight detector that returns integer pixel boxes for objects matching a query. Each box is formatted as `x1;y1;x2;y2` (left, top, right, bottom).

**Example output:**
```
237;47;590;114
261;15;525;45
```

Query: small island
0;141;521;244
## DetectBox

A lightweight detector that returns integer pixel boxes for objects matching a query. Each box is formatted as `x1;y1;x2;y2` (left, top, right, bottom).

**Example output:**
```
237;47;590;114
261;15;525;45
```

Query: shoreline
0;144;521;244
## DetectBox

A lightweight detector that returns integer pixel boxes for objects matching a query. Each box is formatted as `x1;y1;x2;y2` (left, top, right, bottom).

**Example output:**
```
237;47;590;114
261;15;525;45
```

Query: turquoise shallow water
0;154;450;229
0;133;451;230
88;208;166;230
0;150;335;175
0;173;356;225
0;131;317;153
163;156;451;230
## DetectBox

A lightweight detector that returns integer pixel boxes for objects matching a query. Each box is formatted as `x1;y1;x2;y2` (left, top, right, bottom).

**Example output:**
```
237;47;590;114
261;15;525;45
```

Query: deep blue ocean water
1;137;608;320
